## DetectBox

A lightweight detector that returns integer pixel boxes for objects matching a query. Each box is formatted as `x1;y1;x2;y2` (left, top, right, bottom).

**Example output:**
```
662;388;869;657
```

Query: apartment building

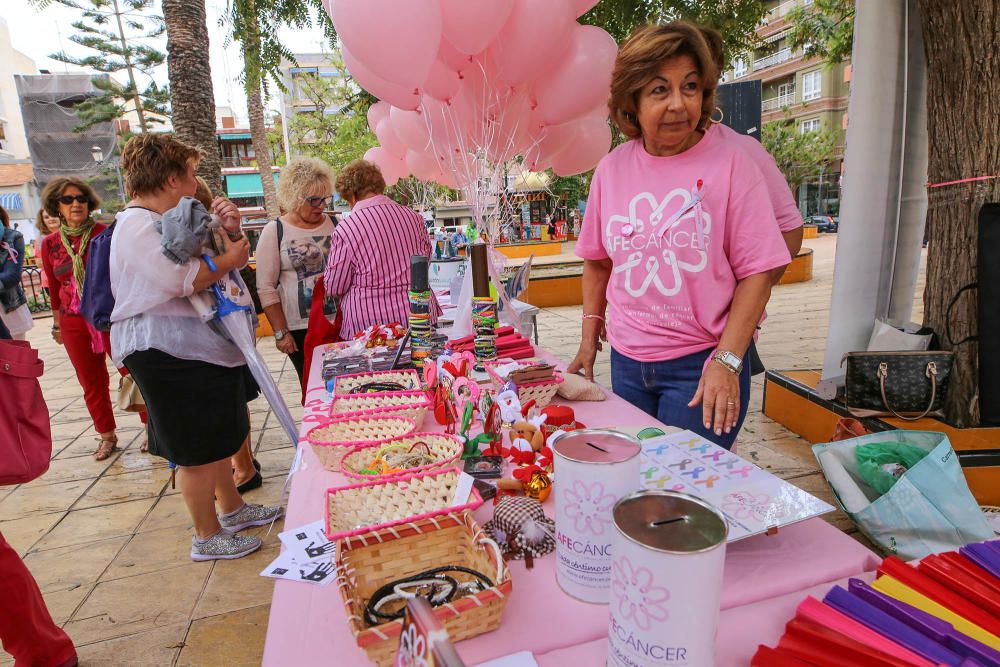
726;0;850;215
278;52;346;159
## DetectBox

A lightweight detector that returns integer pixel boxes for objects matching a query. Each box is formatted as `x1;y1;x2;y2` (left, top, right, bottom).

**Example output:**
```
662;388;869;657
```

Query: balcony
762;91;796;112
221;156;257;168
753;48;794;72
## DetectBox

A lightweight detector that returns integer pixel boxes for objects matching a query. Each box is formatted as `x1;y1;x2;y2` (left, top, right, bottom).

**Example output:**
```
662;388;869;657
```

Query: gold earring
710;106;724;124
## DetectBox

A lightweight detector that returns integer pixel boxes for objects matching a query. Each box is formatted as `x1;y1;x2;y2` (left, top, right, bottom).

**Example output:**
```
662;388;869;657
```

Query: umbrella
193;254;300;447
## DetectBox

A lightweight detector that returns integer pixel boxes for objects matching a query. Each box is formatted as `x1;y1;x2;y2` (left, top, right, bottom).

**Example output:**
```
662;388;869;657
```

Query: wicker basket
334;369;422;396
306;416;416;471
484;359;563;408
329;390;431;428
339;433;465;481
325;467;483;541
334;511;511;667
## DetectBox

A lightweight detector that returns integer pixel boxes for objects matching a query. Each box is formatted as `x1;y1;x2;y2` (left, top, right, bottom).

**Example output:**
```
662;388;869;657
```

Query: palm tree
221;0;336;218
162;0;223;194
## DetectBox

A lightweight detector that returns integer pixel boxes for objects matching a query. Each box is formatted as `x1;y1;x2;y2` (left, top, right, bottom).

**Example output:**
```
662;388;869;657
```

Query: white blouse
109;206;245;368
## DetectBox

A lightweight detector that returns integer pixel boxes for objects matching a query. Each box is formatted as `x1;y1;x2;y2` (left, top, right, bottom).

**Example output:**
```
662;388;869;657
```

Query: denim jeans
610;346;752;450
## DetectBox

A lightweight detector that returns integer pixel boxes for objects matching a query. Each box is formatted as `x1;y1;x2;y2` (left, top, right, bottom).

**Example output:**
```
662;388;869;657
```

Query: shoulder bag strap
274;218;283;289
946;282;978;346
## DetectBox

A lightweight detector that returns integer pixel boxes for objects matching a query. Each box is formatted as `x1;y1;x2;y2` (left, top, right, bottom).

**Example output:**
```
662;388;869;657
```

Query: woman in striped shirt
324;160;437;340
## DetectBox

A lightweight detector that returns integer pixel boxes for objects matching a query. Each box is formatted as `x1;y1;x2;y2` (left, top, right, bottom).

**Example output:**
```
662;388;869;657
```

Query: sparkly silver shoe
219;502;285;532
191;531;262;561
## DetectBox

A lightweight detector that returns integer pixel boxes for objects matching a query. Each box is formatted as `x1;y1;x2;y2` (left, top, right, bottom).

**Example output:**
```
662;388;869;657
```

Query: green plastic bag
855;442;928;495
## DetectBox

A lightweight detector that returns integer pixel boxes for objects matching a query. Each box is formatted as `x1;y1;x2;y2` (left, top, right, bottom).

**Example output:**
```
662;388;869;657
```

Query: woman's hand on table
567;340;602;382
689;360;740;436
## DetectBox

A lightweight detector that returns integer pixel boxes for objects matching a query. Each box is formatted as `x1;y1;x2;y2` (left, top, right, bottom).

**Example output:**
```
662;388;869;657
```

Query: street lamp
91;145;125;206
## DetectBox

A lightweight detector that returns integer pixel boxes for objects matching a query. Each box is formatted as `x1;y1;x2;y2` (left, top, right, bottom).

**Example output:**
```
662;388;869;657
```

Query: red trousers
0;532;77;667
60;314;116;434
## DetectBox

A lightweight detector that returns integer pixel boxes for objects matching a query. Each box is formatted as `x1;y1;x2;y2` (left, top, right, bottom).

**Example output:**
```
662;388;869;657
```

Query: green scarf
59;218;97;295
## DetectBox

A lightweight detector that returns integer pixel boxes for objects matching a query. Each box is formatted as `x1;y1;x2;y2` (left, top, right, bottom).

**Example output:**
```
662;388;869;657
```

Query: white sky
0;0;332;122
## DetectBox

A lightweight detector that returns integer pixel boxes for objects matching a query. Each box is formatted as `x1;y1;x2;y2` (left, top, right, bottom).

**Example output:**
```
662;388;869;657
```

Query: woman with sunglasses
255;157;338;382
39;178;119;459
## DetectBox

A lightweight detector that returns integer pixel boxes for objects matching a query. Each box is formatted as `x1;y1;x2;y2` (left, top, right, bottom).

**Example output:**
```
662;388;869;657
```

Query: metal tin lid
551;429;640;464
613;491;728;554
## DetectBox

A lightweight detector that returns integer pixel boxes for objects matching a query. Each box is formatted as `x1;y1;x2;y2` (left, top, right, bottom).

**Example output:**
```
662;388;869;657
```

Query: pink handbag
0;340;51;485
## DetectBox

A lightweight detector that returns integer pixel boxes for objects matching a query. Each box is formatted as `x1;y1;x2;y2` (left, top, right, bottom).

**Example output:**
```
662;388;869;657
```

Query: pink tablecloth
534;572;878;667
263;350;880;666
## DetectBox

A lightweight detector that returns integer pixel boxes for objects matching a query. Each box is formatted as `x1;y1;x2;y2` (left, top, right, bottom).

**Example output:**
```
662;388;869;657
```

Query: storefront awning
223;172;279;198
0;193;24;211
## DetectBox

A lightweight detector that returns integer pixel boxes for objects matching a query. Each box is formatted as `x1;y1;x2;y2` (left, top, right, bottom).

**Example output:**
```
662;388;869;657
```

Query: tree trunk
162;0;222;195
111;0;148;132
918;0;1000;426
247;84;280;217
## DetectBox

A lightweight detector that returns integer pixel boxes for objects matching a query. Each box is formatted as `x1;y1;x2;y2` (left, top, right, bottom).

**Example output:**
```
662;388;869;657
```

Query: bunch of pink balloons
328;0;616;188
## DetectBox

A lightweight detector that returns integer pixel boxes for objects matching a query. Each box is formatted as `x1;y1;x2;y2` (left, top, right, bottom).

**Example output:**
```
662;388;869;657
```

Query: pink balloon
440;0;514;55
437;38;473;75
423;59;462;102
375;119;407;159
484;92;532;163
533;25;618;126
436;168;459;189
571;0;599;17
367;101;391;134
332;0;441;89
406;150;439;181
364;146;404;186
523;117;578;171
550;116;612;176
488;0;574;85
390;106;431;152
342;44;420;110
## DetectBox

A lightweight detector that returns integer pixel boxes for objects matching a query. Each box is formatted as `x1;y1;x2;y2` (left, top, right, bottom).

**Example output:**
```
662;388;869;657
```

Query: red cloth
39;225;107;317
0;531;78;667
300;279;342;401
61;314;115;433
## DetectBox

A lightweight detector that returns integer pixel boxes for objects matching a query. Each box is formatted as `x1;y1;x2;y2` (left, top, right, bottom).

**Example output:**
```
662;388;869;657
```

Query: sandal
94;437;119;461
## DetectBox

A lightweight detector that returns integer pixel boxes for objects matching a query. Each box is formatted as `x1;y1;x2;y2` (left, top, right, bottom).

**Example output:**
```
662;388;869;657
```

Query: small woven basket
485;359;563;408
306;416;416;471
339;433;465;481
334;369;422;396
334;511;511;667
329;390;431;428
325;467;483;542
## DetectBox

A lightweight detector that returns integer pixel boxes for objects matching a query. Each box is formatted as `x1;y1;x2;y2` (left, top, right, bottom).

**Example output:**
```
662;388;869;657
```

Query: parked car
807;214;839;233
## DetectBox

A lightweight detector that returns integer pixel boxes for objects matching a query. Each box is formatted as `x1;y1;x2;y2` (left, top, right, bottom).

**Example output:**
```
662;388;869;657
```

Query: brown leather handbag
842;351;954;421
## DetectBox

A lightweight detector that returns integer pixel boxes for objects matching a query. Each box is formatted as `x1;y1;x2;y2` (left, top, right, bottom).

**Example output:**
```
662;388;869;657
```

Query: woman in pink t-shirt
568;22;791;449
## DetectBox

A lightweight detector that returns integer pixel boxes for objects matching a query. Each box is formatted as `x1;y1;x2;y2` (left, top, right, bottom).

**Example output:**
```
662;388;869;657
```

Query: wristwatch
274;329;287;341
711;349;743;374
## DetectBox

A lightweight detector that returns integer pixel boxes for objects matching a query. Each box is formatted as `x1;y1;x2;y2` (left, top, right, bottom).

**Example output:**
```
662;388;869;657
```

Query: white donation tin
608;490;728;667
551;429;641;603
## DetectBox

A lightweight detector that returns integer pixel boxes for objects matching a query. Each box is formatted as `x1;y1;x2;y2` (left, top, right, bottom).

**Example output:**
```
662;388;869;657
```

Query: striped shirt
323;194;437;340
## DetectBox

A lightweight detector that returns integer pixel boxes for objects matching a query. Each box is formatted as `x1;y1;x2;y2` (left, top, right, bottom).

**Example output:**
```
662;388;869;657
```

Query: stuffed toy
508;413;548;466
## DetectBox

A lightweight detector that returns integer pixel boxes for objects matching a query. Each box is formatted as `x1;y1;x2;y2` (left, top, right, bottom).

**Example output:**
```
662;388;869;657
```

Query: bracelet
582;313;606;323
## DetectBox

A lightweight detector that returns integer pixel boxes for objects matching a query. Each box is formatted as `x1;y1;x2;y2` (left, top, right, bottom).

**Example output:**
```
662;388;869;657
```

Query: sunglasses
304;195;333;208
58;195;90;205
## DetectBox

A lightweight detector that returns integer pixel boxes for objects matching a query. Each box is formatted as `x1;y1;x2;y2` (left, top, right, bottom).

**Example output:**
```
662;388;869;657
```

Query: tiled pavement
1;235;925;665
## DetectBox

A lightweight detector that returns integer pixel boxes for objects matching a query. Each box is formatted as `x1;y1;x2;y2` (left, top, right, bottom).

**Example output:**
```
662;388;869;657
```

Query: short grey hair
276;157;334;213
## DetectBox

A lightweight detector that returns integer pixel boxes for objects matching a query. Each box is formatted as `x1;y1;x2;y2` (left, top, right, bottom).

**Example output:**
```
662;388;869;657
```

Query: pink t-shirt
713;124;803;233
576;132;791;362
